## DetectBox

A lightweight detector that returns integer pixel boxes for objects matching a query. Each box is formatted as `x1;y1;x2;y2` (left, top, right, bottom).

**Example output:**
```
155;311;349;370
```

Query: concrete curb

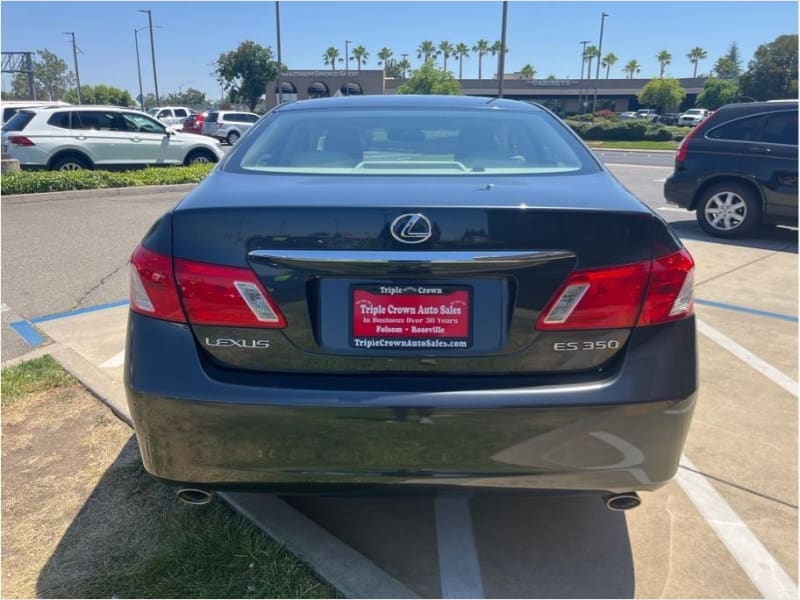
590;147;676;154
1;343;60;368
1;182;198;203
41;343;417;599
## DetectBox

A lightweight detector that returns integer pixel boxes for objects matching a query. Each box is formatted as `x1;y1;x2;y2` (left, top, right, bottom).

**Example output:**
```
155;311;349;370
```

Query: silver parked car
201;110;260;144
1;105;223;170
677;108;711;127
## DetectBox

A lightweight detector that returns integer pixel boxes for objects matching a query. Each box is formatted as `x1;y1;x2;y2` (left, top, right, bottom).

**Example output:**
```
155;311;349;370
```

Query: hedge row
1;163;215;195
565;120;676;142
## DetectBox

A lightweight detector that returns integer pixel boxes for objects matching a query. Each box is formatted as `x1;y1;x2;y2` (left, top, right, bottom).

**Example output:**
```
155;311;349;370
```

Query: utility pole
65;32;81;103
275;1;283;105
139;9;160;106
592;12;608;114
401;53;408;79
578;40;590;113
497;1;508;98
134;28;146;110
345;40;351;78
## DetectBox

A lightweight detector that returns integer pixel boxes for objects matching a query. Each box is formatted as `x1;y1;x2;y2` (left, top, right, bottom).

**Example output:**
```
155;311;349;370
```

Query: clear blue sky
1;1;797;100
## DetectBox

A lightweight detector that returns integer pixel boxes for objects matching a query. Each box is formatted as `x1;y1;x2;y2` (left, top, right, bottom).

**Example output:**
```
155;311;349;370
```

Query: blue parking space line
9;321;46;347
29;300;130;324
695;298;798;323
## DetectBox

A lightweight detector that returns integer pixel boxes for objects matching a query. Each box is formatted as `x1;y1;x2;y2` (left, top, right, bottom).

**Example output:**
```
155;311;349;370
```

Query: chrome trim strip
248;249;575;274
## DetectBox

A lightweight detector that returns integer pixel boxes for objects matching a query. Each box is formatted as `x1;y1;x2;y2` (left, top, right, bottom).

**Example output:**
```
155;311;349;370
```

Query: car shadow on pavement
670;220;798;253
35;436;179;598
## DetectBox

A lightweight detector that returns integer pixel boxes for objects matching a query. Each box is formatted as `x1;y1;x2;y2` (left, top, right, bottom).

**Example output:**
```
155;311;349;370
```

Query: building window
339;82;362;96
308;82;329;99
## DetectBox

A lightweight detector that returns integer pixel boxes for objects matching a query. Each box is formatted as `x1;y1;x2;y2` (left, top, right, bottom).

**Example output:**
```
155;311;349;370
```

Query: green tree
473;39;490;79
8;72;44;99
216;41;278;111
687;46;708;78
417;40;438;63
638;77;686;112
63;84;133;106
397;58;411;79
584;45;599;79
546;74;557;80
520;64;536;79
739;34;798;101
377;47;393;76
490;40;508;76
162;87;206;107
454;43;470;80
601;52;618;79
396;61;462;95
623;59;641;79
351;45;369;71
695;78;741;109
323;46;341;70
33;49;75;100
656;50;672;78
439;41;455;72
714;42;742;79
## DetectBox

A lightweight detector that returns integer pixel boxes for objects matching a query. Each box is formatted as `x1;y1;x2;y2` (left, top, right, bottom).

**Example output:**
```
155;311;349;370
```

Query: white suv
147;106;196;129
678;108;711;127
1;105;223;170
201;110;260;144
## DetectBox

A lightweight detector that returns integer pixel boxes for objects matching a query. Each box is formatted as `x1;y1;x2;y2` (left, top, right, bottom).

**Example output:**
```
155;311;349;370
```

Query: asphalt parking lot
2;155;797;598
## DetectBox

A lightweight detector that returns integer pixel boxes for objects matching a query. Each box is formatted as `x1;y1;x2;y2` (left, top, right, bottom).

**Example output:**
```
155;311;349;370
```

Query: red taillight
174;259;287;328
536;249;694;331
637;249;695;326
9;136;34;146
130;244;186;322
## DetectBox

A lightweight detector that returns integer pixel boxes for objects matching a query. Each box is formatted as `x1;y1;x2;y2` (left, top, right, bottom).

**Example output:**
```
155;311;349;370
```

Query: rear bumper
663;175;696;209
125;313;698;493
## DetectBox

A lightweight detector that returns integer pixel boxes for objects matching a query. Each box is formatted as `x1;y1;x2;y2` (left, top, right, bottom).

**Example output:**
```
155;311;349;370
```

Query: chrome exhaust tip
604;492;641;511
176;487;214;505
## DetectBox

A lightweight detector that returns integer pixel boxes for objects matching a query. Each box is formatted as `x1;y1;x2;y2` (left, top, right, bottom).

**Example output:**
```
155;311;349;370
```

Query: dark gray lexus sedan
125;95;697;510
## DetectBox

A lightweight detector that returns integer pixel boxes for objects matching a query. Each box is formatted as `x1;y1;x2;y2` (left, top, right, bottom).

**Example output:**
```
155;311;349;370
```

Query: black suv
664;100;798;238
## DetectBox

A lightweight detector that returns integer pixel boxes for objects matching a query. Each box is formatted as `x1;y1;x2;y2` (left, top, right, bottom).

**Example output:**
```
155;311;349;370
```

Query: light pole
275;1;283;105
134;27;147;110
592;12;608;114
497;1;508;98
138;9;160;107
578;40;590;113
64;32;82;103
345;40;352;78
401;53;409;79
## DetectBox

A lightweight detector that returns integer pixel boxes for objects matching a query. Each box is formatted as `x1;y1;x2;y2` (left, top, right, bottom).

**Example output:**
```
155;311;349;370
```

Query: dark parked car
182;111;207;135
664;100;798;237
126;95;697;510
657;113;679;126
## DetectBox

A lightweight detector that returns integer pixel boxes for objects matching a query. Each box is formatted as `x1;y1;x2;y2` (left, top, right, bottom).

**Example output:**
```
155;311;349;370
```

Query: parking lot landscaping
0;163;215;195
1;355;337;599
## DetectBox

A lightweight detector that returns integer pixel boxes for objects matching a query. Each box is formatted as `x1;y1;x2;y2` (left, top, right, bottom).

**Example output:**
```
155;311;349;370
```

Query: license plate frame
350;284;472;350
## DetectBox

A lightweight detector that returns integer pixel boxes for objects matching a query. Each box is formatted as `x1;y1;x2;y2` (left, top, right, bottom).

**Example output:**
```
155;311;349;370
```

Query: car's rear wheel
52;154;90;171
226;131;240;145
185;149;217;166
696;182;760;238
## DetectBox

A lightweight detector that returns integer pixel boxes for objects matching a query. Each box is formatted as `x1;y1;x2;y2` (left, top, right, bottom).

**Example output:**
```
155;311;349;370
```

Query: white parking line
653;178;666;183
677;455;798;599
658;206;690;213
697;319;798;398
604;162;673;169
435;492;485;599
99;349;125;369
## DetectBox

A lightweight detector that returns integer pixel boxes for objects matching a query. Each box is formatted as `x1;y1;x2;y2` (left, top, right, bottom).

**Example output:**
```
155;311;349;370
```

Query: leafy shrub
570;113;596;122
1;164;215;195
565;119;674;142
594;109;617;120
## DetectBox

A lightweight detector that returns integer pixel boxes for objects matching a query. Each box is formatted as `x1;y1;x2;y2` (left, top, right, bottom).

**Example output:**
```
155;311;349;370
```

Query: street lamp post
134;27;146;110
592;12;609;114
578;40;590;114
138;9;160;107
345;40;352;78
275;1;283;105
64;32;82;103
401;53;409;79
497;1;509;98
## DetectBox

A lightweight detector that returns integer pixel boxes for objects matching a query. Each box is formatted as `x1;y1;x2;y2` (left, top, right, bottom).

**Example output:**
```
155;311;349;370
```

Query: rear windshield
231;108;596;176
206;112;219;123
2;110;35;131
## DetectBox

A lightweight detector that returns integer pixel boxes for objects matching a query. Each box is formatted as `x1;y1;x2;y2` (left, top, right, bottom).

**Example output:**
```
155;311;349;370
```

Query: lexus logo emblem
390;213;432;244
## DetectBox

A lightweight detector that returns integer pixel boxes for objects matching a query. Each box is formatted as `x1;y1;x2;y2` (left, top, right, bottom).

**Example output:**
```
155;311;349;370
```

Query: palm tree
351;45;369;71
656;50;672;78
687;46;708;78
439;41;455;72
455;43;470;79
323;46;340;71
520;64;536;79
417;40;438;63
397;58;411;80
377;47;393;77
601;52;618;79
473;39;490;79
623;59;641;79
583;45;599;80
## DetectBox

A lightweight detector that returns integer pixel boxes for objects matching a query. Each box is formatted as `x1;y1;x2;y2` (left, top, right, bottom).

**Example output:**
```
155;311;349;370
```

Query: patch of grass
79;500;338;599
1;163;215;195
1;355;75;404
585;140;679;150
